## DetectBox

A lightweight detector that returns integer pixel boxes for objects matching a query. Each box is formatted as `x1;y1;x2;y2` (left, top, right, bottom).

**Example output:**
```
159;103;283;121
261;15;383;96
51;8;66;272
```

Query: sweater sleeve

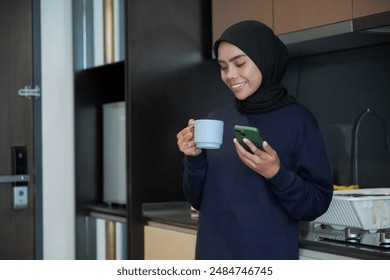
182;152;208;210
268;115;333;221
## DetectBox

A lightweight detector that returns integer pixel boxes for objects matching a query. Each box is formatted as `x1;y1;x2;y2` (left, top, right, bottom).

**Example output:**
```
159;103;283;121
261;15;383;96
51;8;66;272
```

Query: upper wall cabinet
213;0;390;39
353;0;390;18
212;0;273;43
273;0;352;35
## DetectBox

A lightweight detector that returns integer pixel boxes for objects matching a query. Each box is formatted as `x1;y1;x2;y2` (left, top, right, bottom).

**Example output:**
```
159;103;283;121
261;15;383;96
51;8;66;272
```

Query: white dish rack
314;188;390;231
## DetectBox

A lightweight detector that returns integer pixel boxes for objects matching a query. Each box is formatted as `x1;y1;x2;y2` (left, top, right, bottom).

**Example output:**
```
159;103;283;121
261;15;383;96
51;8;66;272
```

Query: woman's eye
236;62;246;67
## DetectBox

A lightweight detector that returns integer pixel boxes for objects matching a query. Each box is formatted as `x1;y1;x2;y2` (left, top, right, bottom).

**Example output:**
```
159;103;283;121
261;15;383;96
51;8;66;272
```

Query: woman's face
217;41;262;100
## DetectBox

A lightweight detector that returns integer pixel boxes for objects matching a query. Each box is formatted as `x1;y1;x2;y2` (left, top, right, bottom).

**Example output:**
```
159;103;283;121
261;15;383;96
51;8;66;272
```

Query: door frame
32;0;43;260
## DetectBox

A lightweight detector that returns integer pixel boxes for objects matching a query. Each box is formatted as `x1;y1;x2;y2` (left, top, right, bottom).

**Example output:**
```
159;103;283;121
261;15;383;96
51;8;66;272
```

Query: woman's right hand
176;119;202;156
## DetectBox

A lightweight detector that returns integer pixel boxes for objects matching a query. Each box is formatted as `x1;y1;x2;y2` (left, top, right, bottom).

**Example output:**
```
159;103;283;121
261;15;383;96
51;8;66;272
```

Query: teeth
231;82;246;89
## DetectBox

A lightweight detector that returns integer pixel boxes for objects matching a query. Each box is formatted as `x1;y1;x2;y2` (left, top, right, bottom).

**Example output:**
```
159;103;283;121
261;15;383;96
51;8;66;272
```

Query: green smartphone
233;125;264;152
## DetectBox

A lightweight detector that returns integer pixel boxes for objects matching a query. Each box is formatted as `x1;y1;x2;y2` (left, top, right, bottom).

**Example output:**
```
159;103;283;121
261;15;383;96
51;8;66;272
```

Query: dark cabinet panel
75;0;227;260
125;0;221;259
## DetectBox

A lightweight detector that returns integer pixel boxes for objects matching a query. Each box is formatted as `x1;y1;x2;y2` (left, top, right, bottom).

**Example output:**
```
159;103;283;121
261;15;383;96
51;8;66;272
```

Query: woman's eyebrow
218;54;247;64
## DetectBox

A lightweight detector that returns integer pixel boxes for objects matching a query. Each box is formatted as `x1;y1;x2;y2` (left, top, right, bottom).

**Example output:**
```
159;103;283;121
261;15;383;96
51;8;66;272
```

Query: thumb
188;119;195;127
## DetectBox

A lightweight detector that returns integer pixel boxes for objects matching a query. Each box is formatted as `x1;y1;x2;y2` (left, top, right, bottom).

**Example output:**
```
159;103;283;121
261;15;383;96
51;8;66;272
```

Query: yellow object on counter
333;184;359;190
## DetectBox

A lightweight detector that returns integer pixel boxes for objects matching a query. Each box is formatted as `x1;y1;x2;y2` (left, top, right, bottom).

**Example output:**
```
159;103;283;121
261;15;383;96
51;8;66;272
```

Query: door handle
0;175;30;184
18;85;40;99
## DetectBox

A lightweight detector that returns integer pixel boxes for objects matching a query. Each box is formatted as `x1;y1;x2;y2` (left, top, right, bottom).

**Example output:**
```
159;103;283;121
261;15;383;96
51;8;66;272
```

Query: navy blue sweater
183;103;333;259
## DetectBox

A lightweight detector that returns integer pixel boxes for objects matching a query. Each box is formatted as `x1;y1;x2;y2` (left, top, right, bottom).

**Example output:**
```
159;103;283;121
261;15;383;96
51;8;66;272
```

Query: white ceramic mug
194;119;224;149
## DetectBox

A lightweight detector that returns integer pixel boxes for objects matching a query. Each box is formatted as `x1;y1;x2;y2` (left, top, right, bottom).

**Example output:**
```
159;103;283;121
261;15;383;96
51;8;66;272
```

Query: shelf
85;203;127;219
75;61;125;104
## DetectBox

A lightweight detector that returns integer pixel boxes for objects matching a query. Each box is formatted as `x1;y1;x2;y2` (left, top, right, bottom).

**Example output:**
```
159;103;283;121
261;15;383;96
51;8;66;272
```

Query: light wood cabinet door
144;225;196;260
353;0;390;18
274;0;352;35
212;0;273;43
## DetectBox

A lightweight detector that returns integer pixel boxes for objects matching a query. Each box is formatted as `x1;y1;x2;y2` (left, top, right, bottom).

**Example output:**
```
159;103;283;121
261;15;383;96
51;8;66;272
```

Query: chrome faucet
351;108;390;186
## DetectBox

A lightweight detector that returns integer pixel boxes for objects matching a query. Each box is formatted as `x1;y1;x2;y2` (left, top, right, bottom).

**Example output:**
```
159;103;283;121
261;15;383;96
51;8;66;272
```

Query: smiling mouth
230;81;247;89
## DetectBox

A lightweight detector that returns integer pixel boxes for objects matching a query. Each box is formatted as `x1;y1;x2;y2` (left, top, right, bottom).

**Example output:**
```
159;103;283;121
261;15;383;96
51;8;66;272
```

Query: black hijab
214;21;296;114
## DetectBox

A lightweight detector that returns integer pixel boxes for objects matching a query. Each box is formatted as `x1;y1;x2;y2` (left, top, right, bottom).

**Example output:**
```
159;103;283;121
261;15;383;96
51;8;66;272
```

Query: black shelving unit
74;0;229;260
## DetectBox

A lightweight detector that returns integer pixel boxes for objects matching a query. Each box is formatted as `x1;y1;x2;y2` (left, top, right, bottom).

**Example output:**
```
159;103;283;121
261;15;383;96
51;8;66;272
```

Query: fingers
177;119;202;156
242;138;259;154
242;139;275;158
176;126;193;144
234;138;280;178
233;138;249;155
177;126;194;151
188;119;195;127
262;141;274;155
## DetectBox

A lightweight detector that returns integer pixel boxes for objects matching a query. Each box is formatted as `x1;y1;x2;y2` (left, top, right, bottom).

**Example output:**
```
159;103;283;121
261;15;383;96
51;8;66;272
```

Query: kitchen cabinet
212;0;273;43
273;0;352;35
353;0;390;18
144;224;196;260
213;0;390;39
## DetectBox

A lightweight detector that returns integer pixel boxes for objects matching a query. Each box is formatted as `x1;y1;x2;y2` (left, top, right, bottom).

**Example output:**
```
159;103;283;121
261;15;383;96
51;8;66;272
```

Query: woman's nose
226;68;239;79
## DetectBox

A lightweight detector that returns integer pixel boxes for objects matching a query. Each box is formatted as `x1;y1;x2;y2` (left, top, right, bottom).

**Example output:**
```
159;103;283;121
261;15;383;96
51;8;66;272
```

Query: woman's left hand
233;138;280;179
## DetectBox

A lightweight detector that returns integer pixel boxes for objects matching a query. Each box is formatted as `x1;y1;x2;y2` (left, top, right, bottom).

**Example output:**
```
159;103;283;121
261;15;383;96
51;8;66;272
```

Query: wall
41;0;75;259
284;42;390;187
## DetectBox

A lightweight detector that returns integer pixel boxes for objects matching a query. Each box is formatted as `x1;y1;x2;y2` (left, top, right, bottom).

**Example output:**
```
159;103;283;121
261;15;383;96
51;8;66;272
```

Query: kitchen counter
143;201;197;230
143;201;390;260
298;224;390;259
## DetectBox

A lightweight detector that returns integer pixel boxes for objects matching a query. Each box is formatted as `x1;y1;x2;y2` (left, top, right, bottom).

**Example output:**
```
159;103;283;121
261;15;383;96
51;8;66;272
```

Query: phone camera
234;128;246;136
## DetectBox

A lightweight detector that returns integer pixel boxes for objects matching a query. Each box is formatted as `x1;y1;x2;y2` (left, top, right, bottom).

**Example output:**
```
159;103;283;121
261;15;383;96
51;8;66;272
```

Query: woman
176;21;333;259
